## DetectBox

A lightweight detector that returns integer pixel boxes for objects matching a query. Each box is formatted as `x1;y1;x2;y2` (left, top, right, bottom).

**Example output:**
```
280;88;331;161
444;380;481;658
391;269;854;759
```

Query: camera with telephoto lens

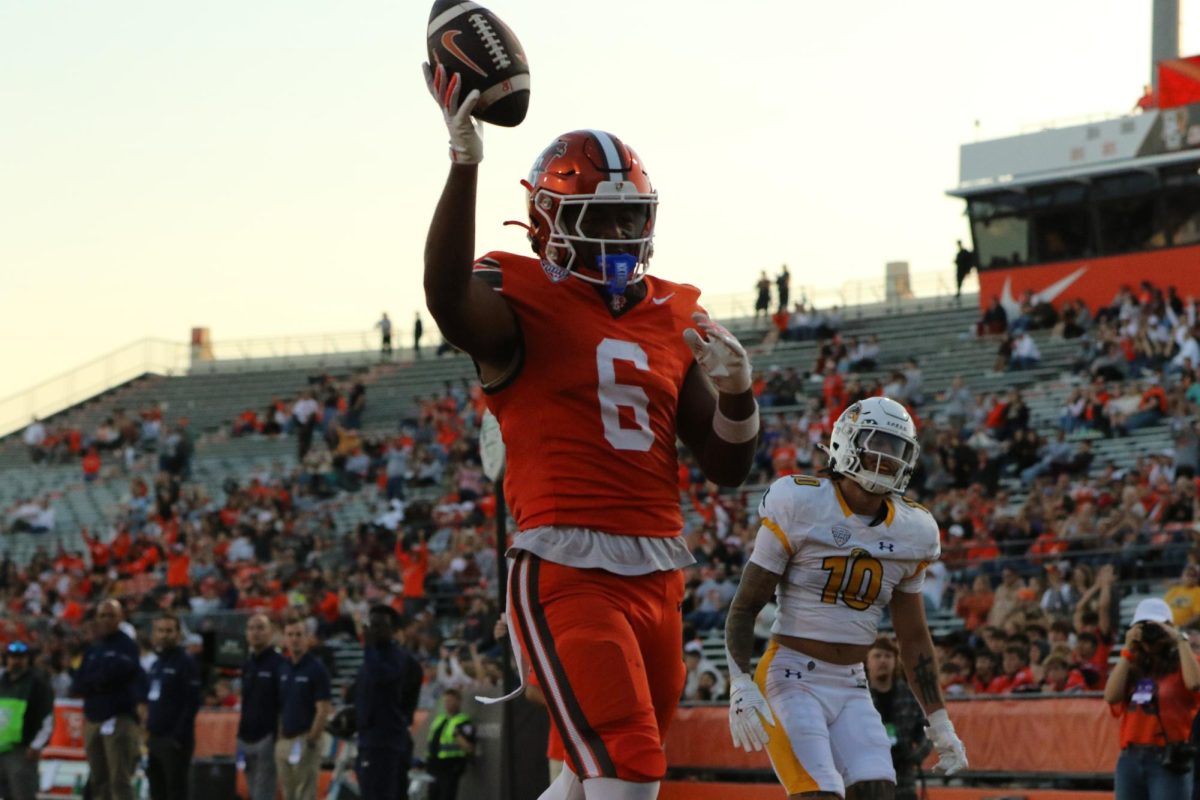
1161;741;1198;774
1137;620;1167;645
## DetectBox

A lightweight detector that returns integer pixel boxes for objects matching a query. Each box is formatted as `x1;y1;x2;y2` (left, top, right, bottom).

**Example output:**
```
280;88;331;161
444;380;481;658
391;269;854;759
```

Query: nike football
427;0;530;127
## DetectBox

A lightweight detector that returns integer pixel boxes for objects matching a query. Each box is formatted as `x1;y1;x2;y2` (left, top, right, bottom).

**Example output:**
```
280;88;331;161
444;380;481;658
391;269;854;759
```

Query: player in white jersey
724;397;967;800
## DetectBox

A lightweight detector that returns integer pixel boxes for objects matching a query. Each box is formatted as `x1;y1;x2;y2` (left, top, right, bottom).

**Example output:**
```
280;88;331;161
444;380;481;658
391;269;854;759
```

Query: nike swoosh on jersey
652;293;676;305
441;31;489;77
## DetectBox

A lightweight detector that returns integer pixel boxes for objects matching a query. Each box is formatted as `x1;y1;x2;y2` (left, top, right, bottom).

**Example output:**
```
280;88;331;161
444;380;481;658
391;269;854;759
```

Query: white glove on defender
728;674;775;753
926;709;968;775
683;312;752;395
422;62;484;164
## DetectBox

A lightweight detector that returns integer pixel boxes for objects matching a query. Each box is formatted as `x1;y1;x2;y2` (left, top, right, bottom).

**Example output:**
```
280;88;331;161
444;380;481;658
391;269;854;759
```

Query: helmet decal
827;397;920;495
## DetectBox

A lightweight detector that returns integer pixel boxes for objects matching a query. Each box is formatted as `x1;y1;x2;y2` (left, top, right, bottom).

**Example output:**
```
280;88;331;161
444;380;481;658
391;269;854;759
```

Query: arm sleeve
897;561;929;594
174;658;203;741
748;481;798;576
401;655;423;721
314;664;332;702
28;678;56;749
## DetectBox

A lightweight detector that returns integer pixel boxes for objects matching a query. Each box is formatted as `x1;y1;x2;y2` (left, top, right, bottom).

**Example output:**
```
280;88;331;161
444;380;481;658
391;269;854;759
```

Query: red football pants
508;551;686;782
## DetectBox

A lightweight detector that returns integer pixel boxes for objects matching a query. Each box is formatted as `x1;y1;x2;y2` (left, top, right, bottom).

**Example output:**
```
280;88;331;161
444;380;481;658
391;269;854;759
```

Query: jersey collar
833;481;896;527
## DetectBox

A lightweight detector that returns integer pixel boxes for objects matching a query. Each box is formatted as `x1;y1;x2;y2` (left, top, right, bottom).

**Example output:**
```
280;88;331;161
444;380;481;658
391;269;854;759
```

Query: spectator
21;418;46;465
867;636;931;800
1105;599;1200;799
954;575;994;632
1117;379;1167;435
1040;654;1087;694
0;642;55;800
775;264;790;313
414;313;424;358
754;271;771;323
7;498;54;535
954;241;975;299
376;312;393;359
686;565;736;633
787;303;814;342
82;448;101;483
940;376;974;431
238;614;286;800
396;532;429;619
682;641;726;701
353;605;422;800
988;568;1026;628
972;650;1001;695
70;600;144;800
145;613;201;800
1165;565;1200;628
992;644;1038;694
276;615;332;800
1009;331;1042;370
977;296;1008;337
425;687;475;800
292;392;320;460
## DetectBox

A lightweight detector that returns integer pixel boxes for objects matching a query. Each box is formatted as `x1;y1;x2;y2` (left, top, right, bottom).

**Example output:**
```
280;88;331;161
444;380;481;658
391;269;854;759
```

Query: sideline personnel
238;613;286;800
71;599;144;800
145;613;201;800
426;688;475;800
354;605;422;799
0;641;55;800
276;615;331;800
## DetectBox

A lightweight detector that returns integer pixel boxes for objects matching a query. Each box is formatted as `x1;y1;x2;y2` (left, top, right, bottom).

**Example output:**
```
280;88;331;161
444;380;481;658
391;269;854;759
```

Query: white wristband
713;405;759;444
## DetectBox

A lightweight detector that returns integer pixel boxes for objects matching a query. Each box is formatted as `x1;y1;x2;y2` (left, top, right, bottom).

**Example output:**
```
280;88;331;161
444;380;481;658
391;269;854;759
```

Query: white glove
683;312;752;395
728;674;775;753
422;62;483;164
926;709;968;775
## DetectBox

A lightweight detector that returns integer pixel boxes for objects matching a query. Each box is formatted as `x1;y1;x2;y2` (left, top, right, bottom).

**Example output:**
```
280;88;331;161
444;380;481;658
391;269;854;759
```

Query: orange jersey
477;252;701;538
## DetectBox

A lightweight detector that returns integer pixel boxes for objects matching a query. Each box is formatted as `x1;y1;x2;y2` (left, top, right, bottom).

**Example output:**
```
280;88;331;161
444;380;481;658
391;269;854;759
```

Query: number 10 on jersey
820;552;884;611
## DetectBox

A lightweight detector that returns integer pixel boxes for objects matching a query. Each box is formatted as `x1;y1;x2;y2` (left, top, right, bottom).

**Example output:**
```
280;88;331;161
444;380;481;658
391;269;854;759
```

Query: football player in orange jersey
423;64;759;800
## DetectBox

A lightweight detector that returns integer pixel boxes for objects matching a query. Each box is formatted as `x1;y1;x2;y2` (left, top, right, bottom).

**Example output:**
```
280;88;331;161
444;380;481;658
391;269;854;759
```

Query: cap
6;641;29;655
683;641;703;656
1132;598;1173;625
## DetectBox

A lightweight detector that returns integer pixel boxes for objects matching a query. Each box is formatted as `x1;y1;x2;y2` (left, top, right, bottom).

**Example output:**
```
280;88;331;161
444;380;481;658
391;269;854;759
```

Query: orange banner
666;698;1119;775
976;245;1200;312
659;784;1112;800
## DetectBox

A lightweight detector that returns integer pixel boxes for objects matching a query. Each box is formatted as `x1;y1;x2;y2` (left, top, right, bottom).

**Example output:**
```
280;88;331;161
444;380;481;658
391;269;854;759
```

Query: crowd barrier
659;786;1113;799
46;696;1118;795
666;697;1118;775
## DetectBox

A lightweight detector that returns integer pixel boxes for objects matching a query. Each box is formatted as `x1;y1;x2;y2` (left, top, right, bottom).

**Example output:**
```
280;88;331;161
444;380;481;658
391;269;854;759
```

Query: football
426;0;530;127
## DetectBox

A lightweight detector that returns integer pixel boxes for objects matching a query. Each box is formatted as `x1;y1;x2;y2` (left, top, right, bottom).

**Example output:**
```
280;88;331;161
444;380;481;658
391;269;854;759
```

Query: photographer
867;636;932;800
1105;599;1200;799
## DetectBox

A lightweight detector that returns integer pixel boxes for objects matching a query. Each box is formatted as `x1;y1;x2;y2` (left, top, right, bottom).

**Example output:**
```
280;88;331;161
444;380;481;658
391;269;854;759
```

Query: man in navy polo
70;599;144;800
275;615;331;800
238;613;286;800
145;613;201;800
353;605;422;799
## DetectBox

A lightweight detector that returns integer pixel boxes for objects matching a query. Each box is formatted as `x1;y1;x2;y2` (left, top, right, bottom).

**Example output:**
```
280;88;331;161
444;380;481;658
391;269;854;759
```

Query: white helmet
826;397;920;494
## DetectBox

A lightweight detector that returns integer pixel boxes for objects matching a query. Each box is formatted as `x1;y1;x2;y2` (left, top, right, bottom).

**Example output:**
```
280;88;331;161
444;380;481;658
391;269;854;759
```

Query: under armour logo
878;542;894;552
783;669;803;679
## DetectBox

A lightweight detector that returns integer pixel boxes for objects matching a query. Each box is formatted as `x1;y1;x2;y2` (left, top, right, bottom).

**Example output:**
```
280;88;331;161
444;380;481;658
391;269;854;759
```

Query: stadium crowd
1;279;1198;719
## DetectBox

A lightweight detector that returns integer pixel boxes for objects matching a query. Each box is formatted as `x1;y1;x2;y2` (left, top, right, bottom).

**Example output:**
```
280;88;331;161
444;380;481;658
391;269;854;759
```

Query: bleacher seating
0;293;1182;651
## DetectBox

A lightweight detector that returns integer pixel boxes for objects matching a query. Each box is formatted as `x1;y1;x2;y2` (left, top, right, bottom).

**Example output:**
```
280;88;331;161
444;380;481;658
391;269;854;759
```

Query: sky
2;0;1197;408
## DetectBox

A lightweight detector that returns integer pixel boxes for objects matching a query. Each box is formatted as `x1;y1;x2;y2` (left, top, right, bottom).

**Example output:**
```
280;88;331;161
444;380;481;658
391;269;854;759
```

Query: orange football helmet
522;130;657;291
